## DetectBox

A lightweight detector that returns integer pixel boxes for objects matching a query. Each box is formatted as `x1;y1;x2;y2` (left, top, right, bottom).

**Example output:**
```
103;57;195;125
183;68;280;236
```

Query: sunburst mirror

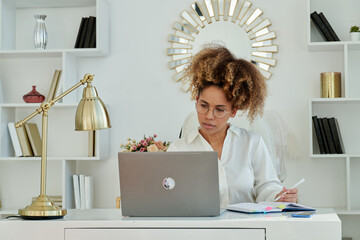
167;0;278;92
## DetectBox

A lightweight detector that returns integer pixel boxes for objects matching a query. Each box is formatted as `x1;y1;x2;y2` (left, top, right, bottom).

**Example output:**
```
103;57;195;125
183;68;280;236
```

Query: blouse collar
186;123;240;144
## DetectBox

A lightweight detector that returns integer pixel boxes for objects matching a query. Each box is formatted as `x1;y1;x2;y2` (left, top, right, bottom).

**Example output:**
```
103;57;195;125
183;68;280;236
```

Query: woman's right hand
275;187;298;203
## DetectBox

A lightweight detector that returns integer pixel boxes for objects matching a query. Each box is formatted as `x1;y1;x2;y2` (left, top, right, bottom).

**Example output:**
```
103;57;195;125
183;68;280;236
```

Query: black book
318;12;340;41
78;17;89;48
74;17;85;48
312;116;326;154
328;117;344;154
318;117;329;154
321;117;336;154
89;17;96;48
84;16;96;48
310;11;334;41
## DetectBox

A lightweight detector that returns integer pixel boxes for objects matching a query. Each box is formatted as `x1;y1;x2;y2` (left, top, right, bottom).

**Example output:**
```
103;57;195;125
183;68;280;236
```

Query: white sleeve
252;136;283;202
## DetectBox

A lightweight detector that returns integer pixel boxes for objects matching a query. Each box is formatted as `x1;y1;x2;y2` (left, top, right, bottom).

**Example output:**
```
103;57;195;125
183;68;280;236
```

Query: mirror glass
191;21;252;61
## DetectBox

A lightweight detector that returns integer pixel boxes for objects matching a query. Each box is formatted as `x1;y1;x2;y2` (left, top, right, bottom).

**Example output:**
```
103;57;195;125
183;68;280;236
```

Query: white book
84;176;94;209
79;174;86;209
72;174;81;209
8;122;23;157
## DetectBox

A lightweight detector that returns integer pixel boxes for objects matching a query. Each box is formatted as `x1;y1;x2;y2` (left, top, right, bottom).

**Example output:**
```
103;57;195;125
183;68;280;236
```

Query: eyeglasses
196;102;229;119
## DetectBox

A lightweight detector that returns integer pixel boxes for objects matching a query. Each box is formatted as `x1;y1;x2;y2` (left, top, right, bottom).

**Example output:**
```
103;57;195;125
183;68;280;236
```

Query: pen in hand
274;178;305;201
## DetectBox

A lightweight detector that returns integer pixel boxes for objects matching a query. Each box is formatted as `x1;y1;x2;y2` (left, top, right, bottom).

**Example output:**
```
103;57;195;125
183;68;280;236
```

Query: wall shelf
0;0;109;210
308;0;360;217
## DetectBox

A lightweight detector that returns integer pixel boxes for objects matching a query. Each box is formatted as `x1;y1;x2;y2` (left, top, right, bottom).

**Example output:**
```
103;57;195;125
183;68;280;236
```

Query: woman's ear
230;108;237;118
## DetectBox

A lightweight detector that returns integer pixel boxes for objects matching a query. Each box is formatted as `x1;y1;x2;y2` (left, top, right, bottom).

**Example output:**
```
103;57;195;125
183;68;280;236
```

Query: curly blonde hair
187;45;267;122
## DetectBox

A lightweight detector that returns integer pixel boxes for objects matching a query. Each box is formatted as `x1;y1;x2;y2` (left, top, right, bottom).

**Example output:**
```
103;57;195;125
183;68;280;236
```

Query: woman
167;45;298;208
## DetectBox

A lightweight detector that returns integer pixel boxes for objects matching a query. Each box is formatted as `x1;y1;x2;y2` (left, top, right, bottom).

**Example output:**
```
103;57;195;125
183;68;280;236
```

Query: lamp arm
51;73;93;105
15;74;94;128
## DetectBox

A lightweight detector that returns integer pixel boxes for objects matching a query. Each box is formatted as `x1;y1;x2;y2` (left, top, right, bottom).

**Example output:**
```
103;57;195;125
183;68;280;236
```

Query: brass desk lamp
16;73;111;219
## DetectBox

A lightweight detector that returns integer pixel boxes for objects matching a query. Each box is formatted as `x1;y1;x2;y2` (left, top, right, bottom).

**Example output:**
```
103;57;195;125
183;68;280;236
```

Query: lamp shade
75;83;111;131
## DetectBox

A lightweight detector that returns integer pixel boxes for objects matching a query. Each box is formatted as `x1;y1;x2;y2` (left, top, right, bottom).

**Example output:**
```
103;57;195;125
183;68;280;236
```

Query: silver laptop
118;151;220;217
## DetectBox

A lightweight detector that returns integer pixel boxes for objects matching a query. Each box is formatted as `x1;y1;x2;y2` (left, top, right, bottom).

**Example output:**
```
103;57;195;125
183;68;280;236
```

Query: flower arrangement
120;134;171;152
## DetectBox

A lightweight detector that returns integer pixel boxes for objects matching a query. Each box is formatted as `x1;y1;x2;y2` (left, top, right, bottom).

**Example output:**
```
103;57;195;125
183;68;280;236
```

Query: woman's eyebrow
215;105;227;108
199;99;227;108
199;99;209;104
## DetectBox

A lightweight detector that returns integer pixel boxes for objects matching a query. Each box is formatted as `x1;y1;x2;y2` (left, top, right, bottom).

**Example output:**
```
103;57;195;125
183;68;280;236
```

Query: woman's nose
205;108;215;119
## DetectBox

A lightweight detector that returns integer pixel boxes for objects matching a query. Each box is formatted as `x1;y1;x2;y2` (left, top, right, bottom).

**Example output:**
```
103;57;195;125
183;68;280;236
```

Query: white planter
350;32;360;41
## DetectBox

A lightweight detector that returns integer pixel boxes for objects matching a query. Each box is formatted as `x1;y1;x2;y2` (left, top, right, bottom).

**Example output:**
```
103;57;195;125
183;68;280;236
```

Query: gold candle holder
321;72;341;98
116;196;121;209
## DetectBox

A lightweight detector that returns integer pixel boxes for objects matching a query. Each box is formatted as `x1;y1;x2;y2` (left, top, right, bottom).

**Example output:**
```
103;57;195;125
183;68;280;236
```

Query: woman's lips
202;122;215;129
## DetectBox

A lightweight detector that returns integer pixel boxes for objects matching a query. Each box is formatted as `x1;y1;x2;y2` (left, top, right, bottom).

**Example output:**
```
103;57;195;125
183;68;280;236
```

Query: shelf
311;101;360;156
0;0;109;211
308;3;360;238
311;154;360;158
1;0;109;54
310;98;360;103
310;154;347;158
308;41;360;51
0;48;107;58
0;103;78;108
308;41;345;51
335;208;360;215
12;0;97;8
0;156;101;161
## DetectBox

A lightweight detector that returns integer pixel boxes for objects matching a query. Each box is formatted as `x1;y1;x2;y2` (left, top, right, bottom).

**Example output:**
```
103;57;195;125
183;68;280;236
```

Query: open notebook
226;202;316;214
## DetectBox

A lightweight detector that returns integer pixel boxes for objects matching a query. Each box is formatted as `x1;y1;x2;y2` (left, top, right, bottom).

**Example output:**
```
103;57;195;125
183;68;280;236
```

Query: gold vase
321;72;341;98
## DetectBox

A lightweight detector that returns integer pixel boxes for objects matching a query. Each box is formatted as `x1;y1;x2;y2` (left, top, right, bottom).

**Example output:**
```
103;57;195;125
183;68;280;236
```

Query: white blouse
167;124;283;209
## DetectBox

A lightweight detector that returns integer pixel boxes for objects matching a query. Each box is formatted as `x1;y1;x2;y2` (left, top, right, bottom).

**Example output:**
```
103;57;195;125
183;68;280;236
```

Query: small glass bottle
23;86;45;103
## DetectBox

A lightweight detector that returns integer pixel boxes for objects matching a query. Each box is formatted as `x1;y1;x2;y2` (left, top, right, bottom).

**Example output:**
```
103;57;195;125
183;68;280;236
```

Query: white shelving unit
308;0;360;215
0;0;109;211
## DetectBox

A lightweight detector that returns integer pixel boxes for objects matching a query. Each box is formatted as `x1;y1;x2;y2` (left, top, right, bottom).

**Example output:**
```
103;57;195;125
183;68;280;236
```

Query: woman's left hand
275;187;298;202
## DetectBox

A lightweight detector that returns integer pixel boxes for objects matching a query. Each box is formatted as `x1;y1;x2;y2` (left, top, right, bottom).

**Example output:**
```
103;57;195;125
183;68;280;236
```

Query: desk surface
0;208;341;240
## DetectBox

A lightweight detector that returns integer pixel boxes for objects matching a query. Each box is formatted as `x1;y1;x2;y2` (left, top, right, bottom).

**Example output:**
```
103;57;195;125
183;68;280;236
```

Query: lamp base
18;194;67;219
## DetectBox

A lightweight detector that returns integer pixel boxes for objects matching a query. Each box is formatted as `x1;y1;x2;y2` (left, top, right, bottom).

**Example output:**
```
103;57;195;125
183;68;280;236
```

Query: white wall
76;0;345;210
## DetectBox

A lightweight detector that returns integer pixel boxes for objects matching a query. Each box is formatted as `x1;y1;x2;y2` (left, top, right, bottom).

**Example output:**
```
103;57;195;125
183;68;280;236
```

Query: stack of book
312;116;344;154
310;11;340;41
72;174;94;209
8;122;42;157
74;16;96;48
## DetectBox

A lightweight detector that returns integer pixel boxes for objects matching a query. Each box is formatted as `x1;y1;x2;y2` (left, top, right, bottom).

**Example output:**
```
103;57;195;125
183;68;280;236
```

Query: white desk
0;208;341;240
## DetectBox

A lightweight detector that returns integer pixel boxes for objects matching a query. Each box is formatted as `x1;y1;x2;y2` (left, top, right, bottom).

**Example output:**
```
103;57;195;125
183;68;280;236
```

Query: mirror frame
168;0;278;92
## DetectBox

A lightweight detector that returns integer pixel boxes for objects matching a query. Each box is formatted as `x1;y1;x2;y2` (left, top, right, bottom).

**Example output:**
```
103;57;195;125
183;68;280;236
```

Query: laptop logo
163;177;175;190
